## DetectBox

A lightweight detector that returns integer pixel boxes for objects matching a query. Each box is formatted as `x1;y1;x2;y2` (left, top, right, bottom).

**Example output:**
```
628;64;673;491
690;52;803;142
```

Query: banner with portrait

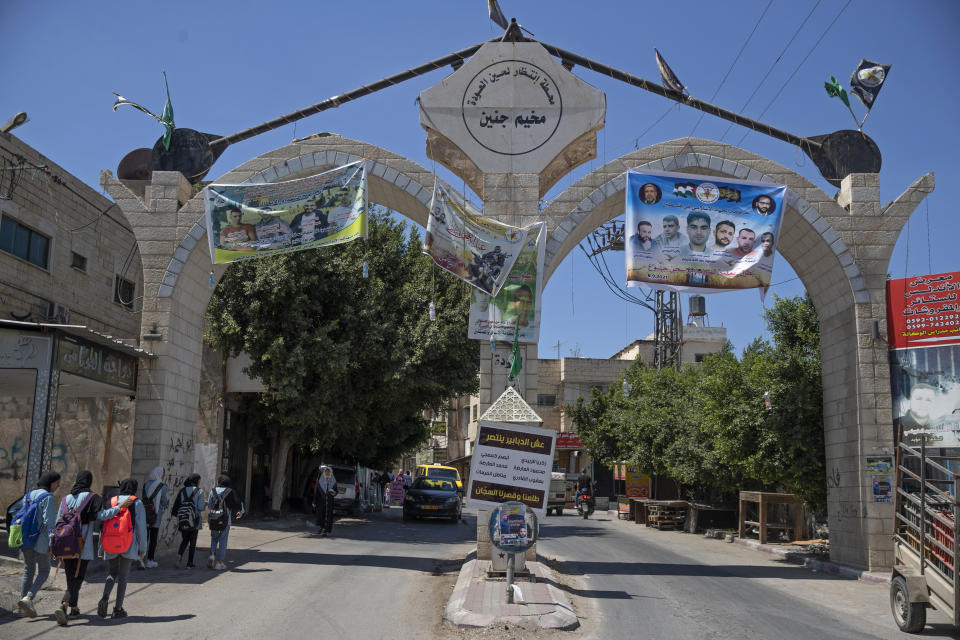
624;170;786;294
423;181;528;297
467;222;545;343
204;162;367;264
887;271;960;448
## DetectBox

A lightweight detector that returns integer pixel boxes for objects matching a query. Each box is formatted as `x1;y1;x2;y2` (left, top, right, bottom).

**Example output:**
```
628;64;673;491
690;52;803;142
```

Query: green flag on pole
823;75;850;107
508;323;522;381
160;72;174;151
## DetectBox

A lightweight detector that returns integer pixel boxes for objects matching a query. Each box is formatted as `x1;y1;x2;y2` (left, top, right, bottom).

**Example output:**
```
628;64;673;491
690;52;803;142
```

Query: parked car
403;477;462;522
329;464;362;515
414;464;463;492
547;471;572;516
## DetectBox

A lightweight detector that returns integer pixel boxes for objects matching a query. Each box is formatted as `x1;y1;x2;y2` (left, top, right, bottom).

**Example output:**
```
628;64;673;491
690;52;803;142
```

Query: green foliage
568;293;826;510
205;209;479;468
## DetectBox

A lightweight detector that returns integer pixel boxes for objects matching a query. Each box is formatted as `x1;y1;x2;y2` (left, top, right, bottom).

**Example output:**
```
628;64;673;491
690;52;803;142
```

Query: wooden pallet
648;504;686;530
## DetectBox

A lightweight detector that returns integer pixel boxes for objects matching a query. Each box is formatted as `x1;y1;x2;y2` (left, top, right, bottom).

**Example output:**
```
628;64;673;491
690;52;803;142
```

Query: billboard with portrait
887;272;960;448
203;162;367;264
467;222;545;344
624;170;786;294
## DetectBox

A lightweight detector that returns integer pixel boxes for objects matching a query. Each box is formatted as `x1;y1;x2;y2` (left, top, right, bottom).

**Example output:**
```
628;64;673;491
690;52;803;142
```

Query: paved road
536;512;959;640
1;508;476;640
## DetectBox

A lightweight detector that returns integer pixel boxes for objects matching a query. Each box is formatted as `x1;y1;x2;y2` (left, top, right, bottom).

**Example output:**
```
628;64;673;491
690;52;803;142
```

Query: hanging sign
204;162;367;264
467;421;556;516
467;222;545;343
625;170;786;295
423;181;528;296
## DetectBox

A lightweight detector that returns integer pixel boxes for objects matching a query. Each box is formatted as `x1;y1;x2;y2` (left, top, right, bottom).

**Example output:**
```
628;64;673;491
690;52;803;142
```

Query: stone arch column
100;134;448;529
537;137;933;570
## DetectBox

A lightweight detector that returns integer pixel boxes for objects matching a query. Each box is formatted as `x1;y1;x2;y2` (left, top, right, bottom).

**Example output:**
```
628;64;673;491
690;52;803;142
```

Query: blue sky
3;1;957;358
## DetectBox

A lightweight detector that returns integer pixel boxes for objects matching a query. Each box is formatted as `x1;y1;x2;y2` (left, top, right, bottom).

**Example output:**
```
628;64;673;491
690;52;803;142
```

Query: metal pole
505;552;516;604
921;435;927;576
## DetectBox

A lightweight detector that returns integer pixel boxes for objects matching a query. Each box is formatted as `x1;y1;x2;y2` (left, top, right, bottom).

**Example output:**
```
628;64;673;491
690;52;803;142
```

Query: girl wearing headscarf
17;471;60;617
142;465;168;569
311;465;338;537
170;473;206;568
389;469;406;506
207;474;244;570
97;477;146;619
52;471;104;626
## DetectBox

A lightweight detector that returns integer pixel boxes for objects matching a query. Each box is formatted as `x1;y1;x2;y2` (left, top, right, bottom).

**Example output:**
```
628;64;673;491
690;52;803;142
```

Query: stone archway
101;133;452;544
534;137;934;570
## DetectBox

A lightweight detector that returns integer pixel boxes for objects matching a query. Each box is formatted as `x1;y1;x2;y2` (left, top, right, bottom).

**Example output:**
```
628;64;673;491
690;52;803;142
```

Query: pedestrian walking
15;471;60;617
97;477;146;619
52;470;104;626
389;469;406;506
312;465;338;536
142;465;168;569
207;474;244;570
171;473;205;568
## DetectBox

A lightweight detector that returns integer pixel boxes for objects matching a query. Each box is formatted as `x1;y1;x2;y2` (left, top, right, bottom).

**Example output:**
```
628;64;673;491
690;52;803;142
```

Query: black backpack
176;488;199;532
143;483;163;527
208;488;230;531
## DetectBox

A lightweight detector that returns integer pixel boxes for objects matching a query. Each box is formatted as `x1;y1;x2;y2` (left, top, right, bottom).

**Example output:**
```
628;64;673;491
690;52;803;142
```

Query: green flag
508;323;522;380
823;75;850;107
160;72;175;150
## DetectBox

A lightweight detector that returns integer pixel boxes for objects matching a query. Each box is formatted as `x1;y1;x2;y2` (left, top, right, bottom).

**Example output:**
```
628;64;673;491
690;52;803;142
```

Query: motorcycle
575;489;595;519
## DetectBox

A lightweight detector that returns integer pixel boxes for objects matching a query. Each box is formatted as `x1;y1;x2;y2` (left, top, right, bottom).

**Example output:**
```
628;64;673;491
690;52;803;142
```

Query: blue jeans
210;525;230;562
20;548;50;598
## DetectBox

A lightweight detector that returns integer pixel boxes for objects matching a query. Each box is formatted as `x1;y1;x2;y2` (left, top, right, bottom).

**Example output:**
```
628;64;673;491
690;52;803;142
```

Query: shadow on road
541;556;862;581
539;524;610;539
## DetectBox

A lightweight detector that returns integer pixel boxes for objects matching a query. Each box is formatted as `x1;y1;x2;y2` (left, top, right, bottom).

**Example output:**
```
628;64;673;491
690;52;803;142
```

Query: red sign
555;432;583;450
886;271;960;349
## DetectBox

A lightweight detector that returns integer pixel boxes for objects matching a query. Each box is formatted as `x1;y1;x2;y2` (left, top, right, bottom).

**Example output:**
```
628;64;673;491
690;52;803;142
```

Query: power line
720;0;823;143
736;0;852;147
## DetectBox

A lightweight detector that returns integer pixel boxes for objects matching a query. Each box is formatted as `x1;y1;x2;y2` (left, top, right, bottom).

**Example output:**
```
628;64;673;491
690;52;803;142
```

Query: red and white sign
555;432;583;450
886;271;960;349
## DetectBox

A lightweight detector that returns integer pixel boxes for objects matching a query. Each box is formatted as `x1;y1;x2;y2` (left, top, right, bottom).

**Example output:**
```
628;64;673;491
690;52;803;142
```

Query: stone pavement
443;553;578;630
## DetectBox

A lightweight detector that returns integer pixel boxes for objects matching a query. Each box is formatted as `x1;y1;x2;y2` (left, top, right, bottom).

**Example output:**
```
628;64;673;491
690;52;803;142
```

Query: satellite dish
117;148;153;181
151;128;226;184
805;130;882;188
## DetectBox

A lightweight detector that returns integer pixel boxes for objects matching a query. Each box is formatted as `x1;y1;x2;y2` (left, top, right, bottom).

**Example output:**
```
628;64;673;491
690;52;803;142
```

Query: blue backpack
8;491;51;550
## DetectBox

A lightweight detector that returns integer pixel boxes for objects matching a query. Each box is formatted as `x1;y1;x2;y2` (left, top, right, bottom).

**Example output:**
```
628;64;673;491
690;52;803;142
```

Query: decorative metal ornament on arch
113;19;881;189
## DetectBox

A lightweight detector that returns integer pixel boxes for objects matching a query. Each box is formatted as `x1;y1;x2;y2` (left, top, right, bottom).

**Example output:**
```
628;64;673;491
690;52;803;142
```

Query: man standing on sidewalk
312;465;338;537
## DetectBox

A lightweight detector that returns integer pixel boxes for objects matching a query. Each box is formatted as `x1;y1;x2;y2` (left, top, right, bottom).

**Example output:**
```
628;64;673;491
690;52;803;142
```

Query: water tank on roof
689;295;706;317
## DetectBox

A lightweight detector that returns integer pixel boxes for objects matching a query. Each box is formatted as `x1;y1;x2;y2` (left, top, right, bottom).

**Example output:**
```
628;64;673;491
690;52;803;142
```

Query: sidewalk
443;552;578;630
607;509;891;585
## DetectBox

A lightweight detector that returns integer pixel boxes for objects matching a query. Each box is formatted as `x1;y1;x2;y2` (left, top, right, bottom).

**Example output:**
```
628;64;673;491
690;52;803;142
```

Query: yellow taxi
414;464;463;492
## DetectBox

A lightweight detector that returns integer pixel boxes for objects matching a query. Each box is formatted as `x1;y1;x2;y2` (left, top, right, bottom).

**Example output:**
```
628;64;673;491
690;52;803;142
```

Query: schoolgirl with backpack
170;473;206;568
96;477;146;620
142;466;168;569
10;471;60;618
207;474;244;570
48;470;108;626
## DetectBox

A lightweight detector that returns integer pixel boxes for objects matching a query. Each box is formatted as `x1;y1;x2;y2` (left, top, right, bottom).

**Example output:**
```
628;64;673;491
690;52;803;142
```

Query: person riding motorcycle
575;473;595;515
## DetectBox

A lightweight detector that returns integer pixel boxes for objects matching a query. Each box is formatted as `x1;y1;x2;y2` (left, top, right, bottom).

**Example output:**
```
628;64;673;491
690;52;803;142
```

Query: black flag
849;59;891;110
654;48;686;95
488;0;508;30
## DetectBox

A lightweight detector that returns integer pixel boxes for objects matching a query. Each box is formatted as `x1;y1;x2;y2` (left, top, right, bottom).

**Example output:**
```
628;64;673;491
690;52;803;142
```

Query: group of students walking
9;467;244;625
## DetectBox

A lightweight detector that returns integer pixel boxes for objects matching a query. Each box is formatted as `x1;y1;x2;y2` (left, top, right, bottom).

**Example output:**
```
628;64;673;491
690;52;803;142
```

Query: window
0;215;49;269
70;252;87;272
472;404;478;421
537;394;556;406
694;353;705;363
114;275;135;309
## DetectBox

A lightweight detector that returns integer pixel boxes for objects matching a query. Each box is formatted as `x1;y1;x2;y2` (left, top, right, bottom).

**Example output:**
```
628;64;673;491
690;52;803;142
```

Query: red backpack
101;495;136;554
50;494;94;559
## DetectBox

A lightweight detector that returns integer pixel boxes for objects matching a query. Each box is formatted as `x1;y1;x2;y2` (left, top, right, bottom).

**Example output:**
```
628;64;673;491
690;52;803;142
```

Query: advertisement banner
467;222;545;343
625;170;786;294
467;421;556;516
204;162;366;264
887;272;960;448
624;468;651;499
423;181;528;296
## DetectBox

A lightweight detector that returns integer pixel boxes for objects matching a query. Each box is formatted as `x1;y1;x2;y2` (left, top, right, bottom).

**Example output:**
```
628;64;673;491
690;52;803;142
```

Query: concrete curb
442;555;579;630
734;537;890;584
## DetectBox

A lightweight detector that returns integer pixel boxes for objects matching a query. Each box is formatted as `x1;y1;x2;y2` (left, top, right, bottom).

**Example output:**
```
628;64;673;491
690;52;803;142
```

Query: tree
568;293;825;510
205;209;479;511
